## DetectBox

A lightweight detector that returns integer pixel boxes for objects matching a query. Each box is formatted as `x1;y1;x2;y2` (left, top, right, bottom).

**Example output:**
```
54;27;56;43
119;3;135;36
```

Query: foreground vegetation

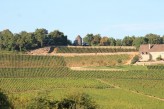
0;53;164;109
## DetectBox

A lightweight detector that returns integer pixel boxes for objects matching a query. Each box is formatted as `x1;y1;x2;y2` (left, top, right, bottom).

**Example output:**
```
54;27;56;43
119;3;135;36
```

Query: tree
0;90;13;109
132;37;144;49
145;33;162;44
67;39;72;45
115;39;122;46
83;34;94;46
14;33;23;51
28;92;98;109
122;36;135;46
34;28;48;47
0;29;14;50
48;30;67;46
109;37;116;46
162;35;164;44
91;34;101;46
59;93;98;109
100;37;110;46
14;31;34;51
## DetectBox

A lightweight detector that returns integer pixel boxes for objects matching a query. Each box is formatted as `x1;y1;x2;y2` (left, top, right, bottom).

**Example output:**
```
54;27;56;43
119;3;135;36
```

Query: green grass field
0;53;164;109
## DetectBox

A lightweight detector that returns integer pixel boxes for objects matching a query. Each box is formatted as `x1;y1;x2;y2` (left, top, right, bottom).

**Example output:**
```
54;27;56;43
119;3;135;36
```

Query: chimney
149;44;151;49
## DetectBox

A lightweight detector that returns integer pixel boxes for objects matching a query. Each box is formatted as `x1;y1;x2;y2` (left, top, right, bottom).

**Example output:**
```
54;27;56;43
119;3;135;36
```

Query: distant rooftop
139;44;164;53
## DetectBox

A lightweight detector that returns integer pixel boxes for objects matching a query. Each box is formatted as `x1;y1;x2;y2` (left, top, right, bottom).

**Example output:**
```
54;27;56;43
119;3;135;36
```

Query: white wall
140;54;150;61
150;52;164;60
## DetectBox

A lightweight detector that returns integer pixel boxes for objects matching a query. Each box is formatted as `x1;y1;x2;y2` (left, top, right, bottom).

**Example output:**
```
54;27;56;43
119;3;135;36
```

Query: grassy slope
64;54;131;67
4;79;164;109
0;53;164;109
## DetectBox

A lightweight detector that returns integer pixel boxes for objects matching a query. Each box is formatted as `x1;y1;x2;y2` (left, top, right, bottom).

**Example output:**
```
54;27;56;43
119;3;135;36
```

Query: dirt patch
70;67;124;71
26;47;50;55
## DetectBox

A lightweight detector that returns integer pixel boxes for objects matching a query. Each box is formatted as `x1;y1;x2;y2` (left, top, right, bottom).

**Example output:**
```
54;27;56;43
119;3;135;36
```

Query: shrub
27;92;98;109
27;92;58;109
117;59;122;64
63;92;98;109
0;90;13;109
156;55;162;61
131;55;139;64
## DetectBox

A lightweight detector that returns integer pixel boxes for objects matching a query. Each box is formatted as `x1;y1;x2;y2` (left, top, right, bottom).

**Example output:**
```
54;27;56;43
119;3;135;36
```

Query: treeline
83;33;164;48
1;28;164;52
0;29;69;51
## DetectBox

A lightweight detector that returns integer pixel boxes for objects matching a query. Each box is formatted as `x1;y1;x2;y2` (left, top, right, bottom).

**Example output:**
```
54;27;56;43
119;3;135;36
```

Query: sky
1;0;164;41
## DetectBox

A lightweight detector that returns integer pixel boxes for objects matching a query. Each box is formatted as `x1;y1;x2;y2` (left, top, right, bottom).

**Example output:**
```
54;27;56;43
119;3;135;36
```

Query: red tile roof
139;44;164;53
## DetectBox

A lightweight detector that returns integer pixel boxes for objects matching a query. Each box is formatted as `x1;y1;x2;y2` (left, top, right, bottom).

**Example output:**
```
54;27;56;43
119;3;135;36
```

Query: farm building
139;44;164;61
74;35;82;46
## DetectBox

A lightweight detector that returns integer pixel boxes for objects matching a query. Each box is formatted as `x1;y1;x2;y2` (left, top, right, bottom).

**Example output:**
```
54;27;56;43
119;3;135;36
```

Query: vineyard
0;53;164;109
147;65;164;70
53;46;137;53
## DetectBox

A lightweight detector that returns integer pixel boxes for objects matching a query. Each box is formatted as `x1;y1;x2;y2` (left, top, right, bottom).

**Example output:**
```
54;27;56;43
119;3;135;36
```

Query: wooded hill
0;29;164;52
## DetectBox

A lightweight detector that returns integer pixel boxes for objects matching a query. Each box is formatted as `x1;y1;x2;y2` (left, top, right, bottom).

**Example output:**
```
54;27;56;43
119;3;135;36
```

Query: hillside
0;53;164;108
26;46;137;55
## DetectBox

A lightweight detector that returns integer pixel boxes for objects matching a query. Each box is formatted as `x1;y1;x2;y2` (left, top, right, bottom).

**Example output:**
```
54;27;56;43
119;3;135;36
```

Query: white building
139;44;164;61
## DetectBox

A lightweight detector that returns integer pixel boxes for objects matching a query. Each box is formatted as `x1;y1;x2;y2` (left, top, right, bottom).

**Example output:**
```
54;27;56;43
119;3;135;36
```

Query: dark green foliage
48;30;67;46
145;33;162;44
59;93;98;109
1;28;164;52
0;29;68;51
131;55;139;64
0;90;13;109
34;28;48;47
83;34;94;46
27;92;58;109
28;92;98;109
122;36;135;46
0;29;14;51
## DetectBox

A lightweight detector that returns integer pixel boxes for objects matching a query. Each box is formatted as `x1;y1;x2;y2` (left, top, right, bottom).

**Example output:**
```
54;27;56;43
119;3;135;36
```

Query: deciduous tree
34;28;48;47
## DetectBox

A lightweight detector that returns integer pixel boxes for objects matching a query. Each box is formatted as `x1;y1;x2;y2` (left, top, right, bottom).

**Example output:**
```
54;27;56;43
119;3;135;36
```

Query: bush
131;55;139;64
27;92;58;109
0;90;13;109
117;59;122;64
63;92;98;109
27;92;98;109
156;55;162;61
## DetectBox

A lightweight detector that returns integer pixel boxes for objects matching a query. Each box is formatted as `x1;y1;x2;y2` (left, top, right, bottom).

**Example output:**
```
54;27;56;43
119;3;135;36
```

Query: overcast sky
1;0;164;41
